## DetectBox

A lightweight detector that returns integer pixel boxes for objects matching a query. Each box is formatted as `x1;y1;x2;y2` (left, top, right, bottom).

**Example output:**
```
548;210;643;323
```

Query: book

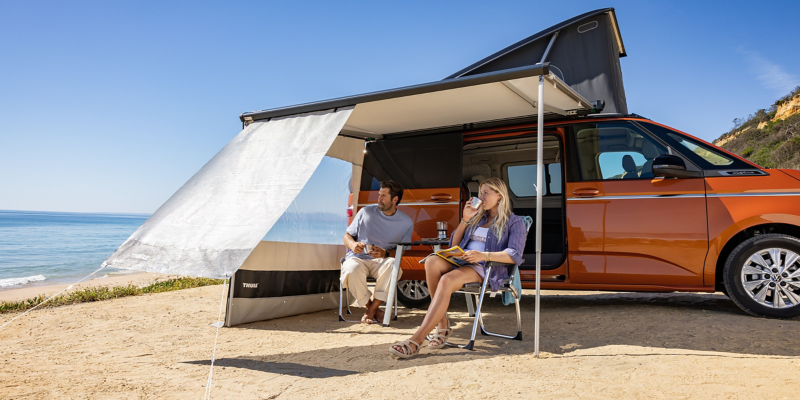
419;246;471;267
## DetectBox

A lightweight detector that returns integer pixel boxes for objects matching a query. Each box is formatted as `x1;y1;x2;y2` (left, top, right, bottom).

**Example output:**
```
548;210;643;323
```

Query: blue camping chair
452;215;533;350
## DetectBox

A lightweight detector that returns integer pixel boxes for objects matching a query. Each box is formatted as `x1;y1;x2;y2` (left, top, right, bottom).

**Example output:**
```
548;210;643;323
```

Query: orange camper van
354;116;800;319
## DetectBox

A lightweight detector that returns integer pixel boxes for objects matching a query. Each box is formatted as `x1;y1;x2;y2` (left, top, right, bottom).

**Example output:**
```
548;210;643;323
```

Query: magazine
419;246;471;267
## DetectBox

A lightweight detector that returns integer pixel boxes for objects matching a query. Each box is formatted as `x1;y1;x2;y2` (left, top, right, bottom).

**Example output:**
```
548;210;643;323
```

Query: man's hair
380;180;404;205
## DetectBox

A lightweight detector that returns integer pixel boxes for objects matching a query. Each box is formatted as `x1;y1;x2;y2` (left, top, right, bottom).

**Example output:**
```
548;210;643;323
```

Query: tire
396;280;431;308
722;234;800;318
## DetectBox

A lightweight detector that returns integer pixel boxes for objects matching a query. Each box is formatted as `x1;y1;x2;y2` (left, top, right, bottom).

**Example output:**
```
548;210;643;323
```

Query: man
342;180;414;323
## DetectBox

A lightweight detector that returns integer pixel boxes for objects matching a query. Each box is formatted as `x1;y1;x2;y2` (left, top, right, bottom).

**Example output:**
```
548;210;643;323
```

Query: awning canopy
241;63;594;139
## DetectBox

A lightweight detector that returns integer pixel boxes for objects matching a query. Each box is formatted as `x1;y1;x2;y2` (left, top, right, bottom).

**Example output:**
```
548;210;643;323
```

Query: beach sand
1;286;798;399
0;273;178;302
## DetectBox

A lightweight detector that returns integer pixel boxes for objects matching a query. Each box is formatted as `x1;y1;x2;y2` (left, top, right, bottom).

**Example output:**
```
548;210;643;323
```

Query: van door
358;131;463;281
564;122;708;286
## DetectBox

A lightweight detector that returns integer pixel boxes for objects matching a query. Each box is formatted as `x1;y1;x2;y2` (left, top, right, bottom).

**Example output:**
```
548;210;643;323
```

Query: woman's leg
409;267;481;345
424;256;454;329
424;256;453;299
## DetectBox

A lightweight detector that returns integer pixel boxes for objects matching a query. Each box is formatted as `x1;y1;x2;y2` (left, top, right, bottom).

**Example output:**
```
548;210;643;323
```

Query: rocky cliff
713;87;800;169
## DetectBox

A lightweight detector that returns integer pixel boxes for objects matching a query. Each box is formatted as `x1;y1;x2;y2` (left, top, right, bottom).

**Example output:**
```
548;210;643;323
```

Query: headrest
622;154;637;172
642;141;659;159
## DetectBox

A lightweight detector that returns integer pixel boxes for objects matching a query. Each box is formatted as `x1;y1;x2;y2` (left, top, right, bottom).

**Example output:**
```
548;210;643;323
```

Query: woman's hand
463;250;489;264
462;197;483;222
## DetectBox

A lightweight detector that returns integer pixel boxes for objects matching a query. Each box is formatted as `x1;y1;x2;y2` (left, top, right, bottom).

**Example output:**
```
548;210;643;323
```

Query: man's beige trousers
340;257;403;307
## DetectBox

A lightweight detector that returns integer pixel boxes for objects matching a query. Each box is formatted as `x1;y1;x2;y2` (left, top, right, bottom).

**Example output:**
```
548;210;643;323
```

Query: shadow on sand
184;291;800;378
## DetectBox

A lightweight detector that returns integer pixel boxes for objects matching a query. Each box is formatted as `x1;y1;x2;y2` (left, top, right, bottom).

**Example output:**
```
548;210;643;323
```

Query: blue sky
1;1;798;213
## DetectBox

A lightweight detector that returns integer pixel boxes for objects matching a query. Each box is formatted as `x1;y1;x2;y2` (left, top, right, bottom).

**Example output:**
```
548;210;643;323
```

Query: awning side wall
102;108;353;279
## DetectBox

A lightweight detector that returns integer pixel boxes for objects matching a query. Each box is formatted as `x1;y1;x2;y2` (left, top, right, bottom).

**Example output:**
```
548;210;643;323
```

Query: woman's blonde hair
467;177;513;240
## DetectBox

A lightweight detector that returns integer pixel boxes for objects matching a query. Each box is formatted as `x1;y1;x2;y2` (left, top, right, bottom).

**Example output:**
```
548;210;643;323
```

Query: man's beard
377;201;390;211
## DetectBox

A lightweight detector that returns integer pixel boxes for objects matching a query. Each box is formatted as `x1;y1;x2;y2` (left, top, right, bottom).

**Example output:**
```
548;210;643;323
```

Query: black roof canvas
446;8;628;114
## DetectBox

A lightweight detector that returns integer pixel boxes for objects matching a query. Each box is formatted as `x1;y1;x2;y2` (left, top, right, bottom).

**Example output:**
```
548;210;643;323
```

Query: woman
389;177;527;358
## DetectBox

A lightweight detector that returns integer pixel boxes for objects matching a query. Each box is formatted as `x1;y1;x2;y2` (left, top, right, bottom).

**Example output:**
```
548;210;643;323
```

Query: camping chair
452;215;533;350
338;257;398;322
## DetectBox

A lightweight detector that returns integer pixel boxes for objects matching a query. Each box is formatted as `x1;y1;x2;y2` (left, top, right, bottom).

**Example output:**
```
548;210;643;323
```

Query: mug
470;197;483;209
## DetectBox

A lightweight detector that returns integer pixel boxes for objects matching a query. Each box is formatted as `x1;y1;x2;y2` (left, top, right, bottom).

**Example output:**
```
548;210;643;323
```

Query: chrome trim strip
566;192;800;201
708;192;800;198
567;194;705;201
357;201;460;206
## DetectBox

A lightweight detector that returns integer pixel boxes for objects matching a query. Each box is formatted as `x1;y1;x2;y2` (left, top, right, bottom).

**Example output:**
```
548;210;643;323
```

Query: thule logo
131;254;149;260
242;283;258;289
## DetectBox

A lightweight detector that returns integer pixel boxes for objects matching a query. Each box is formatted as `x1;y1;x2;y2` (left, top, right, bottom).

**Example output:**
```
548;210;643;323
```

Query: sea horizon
0;208;347;292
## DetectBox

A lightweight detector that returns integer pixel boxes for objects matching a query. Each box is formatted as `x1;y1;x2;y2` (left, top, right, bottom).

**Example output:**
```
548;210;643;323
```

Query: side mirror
652;155;703;178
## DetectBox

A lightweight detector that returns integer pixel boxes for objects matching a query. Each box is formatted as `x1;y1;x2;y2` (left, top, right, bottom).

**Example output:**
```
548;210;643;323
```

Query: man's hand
352;242;366;254
368;245;386;259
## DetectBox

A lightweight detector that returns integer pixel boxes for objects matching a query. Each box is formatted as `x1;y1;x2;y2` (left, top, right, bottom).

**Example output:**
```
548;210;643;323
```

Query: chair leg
338;285;361;323
466;293;475;317
393;286;398;321
338;283;346;321
345;287;352;314
478;289;523;340
460;267;491;351
513;292;523;340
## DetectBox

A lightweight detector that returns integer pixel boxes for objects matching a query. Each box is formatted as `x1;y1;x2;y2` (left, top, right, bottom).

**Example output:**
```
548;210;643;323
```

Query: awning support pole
534;75;544;358
539;31;559;64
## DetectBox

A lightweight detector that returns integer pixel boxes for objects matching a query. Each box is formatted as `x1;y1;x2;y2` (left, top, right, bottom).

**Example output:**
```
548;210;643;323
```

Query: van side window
569;123;668;181
504;162;562;196
637;122;754;170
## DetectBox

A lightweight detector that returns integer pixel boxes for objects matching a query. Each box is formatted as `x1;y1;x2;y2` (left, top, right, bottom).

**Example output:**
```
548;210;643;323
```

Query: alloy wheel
740;247;800;308
398;280;430;301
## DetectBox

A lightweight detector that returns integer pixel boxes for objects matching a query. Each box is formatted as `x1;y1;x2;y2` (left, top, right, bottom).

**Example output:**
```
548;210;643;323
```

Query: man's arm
344;233;366;254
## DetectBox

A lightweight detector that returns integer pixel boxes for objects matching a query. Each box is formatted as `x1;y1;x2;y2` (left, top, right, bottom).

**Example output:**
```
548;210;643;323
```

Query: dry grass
0;277;224;314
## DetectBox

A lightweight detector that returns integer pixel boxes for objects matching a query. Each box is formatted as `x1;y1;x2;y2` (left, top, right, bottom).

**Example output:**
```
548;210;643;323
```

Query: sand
1;286;798;399
0;273;179;302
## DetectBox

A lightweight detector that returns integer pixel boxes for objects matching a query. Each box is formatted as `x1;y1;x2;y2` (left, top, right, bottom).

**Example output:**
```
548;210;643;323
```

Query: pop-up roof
446;8;628;114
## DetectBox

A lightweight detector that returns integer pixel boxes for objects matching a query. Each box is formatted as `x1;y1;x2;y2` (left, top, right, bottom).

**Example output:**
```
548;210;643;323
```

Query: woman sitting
389;177;527;358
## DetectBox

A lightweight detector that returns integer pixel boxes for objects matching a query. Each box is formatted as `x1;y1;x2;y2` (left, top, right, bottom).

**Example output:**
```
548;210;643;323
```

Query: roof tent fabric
102;108;353;279
445;8;628;114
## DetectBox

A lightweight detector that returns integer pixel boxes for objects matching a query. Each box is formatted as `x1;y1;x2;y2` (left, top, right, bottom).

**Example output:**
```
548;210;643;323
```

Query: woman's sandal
428;318;452;349
389;339;422;359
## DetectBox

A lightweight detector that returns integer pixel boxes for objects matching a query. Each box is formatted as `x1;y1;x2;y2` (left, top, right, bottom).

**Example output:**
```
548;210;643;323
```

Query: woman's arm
450;198;482;247
463;216;526;265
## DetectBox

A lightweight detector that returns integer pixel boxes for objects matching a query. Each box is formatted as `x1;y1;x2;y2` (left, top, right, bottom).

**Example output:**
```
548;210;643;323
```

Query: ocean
0;210;149;290
0;209;347;291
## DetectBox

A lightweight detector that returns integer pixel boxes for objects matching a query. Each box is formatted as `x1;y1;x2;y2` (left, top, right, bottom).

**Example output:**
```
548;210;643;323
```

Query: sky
1;1;798;214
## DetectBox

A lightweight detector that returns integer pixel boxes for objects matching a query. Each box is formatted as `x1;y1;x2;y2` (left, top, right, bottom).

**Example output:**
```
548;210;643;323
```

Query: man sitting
342;180;414;323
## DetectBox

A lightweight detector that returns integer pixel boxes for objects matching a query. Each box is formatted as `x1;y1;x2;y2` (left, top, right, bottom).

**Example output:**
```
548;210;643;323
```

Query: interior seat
462;164;491;197
621;154;638;179
639;141;658;179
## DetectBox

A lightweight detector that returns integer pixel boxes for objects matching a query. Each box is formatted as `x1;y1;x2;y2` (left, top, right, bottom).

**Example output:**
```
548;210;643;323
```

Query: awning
241;63;594;139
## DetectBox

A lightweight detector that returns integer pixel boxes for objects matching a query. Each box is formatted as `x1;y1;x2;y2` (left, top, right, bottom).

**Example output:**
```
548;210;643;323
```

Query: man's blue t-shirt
345;205;414;260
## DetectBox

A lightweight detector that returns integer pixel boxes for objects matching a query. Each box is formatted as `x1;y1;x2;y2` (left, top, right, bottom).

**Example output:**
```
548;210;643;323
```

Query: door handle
572;188;600;197
431;193;453;202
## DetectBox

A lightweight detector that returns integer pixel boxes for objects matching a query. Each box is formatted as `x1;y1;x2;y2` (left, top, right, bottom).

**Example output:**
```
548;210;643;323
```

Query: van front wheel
396;280;431;308
723;234;800;318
